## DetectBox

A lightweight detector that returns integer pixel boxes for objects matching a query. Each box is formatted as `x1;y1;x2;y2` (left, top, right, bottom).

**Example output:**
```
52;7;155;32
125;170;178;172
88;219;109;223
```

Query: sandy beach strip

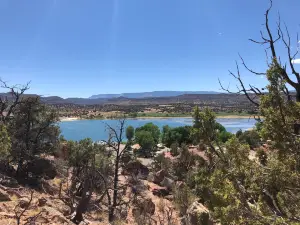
59;117;80;121
59;115;255;121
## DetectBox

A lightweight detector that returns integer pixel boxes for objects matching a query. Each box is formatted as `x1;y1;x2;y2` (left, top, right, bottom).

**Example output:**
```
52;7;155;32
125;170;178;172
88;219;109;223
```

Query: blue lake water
59;118;257;141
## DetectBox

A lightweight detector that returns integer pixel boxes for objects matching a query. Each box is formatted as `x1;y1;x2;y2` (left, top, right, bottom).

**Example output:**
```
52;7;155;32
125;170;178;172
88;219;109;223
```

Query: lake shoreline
59;116;257;140
59;114;254;122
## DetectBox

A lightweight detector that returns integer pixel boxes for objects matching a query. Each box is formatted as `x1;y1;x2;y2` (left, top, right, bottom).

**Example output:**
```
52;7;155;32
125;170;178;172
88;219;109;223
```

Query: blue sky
0;0;299;98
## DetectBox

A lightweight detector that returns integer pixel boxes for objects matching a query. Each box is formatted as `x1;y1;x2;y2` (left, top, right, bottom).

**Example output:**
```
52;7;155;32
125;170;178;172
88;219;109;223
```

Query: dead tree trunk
104;118;130;222
109;155;120;222
72;175;92;224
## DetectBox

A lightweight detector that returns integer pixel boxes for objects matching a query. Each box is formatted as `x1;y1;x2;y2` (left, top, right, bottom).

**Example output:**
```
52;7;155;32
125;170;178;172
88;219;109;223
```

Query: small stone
38;197;47;207
19;198;30;209
153;169;166;184
160;177;174;190
0;189;10;202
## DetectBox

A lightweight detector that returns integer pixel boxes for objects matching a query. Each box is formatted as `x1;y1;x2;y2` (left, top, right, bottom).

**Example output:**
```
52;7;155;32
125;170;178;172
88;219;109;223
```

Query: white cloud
292;59;300;64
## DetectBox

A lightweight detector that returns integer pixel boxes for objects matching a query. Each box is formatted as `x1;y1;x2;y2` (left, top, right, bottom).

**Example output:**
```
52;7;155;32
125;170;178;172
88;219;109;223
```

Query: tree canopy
125;125;134;142
135;122;160;144
135;130;155;151
191;60;300;224
162;125;193;147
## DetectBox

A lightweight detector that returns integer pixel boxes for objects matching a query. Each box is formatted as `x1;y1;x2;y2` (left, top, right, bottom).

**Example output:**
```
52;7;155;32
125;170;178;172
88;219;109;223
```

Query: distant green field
135;112;191;118
128;112;256;118
129;111;255;118
214;112;254;117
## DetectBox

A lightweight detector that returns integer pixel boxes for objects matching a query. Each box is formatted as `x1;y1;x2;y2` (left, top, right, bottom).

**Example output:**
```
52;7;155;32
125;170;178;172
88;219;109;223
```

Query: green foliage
67;138;111;177
236;129;243;138
195;108;218;145
128;112;138;118
126;126;134;142
217;130;233;143
59;135;67;142
8;97;60;176
68;138;101;167
162;126;193;147
192;61;300;224
135;130;155;152
237;130;261;149
173;183;195;216
161;125;171;144
135;122;160;144
0;124;11;159
152;153;172;173
255;121;263;132
170;142;179;156
173;144;203;181
192;106;201;144
256;148;267;166
259;59;300;154
214;122;226;133
193;106;201;129
211;122;233;143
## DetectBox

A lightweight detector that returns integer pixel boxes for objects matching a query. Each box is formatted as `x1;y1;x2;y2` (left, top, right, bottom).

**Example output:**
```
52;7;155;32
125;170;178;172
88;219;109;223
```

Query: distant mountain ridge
89;91;219;99
0;92;257;106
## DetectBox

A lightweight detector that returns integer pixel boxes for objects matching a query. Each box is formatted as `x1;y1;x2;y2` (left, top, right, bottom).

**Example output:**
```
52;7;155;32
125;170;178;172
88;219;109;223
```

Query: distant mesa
0;91;225;105
89;91;220;99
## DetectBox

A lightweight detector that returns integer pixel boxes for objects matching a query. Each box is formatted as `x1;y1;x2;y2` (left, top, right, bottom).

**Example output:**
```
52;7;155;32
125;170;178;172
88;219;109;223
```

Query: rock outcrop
132;196;156;218
0;174;18;188
122;160;149;178
160;177;175;190
153;169;166;184
182;201;212;225
0;189;11;202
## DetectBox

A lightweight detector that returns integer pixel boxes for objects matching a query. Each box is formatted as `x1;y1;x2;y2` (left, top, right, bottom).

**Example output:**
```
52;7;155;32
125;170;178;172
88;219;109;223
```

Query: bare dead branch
239;54;266;75
279;23;300;84
0;78;31;122
265;0;277;58
14;190;34;225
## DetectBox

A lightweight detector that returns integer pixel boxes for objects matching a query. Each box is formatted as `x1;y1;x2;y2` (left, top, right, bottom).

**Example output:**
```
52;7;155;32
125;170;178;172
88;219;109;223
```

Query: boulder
153;169;166;184
26;158;57;180
160;177;174;190
152;187;170;197
38;197;47;207
147;172;155;182
123;160;149;177
133;196;155;216
41;179;59;196
56;202;70;216
0;174;18;188
6;189;22;198
46;198;70;216
0;161;16;177
0;189;10;202
35;216;50;224
186;201;212;225
18;198;30;208
132;207;140;219
43;206;70;223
